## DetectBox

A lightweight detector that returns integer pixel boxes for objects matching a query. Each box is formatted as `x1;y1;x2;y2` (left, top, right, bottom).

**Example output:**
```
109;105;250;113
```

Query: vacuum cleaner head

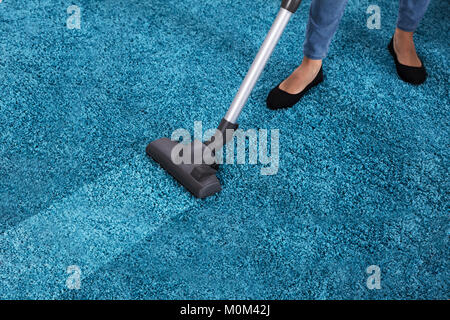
146;138;222;199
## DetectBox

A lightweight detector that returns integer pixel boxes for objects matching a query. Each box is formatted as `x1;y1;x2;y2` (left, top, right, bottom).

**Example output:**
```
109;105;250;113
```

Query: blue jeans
303;0;431;60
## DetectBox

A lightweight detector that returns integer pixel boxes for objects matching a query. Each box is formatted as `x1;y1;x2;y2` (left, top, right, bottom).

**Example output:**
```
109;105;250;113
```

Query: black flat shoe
388;37;427;85
266;66;324;110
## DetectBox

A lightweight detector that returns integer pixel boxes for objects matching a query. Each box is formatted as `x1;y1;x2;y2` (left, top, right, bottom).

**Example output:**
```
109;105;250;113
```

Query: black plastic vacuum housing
146;119;238;198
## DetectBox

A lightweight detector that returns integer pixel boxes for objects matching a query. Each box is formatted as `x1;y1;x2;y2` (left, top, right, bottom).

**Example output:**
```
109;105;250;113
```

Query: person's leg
397;0;431;33
279;0;348;94
303;0;349;61
393;0;431;67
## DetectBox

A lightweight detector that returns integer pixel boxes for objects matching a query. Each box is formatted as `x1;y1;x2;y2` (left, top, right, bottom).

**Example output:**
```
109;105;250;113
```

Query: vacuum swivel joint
281;0;302;13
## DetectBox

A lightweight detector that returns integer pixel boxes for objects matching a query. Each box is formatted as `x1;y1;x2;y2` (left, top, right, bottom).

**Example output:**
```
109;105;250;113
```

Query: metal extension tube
224;7;294;124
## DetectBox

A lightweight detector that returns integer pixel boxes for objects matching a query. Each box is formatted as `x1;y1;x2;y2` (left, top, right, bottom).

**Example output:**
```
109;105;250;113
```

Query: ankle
296;57;322;77
302;57;322;69
394;28;414;41
394;29;415;52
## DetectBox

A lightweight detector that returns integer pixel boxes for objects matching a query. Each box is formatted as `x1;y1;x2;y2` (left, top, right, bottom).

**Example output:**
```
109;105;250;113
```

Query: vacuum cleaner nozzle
146;138;222;199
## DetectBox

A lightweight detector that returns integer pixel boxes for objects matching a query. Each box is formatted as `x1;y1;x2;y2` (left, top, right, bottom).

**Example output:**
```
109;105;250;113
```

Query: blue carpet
0;0;448;299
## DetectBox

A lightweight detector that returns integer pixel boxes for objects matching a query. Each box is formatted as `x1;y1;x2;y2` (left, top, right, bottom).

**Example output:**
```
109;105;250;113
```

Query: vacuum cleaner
146;0;302;198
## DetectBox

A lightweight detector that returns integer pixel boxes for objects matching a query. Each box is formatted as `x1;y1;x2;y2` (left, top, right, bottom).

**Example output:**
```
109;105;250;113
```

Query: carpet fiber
0;0;448;299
